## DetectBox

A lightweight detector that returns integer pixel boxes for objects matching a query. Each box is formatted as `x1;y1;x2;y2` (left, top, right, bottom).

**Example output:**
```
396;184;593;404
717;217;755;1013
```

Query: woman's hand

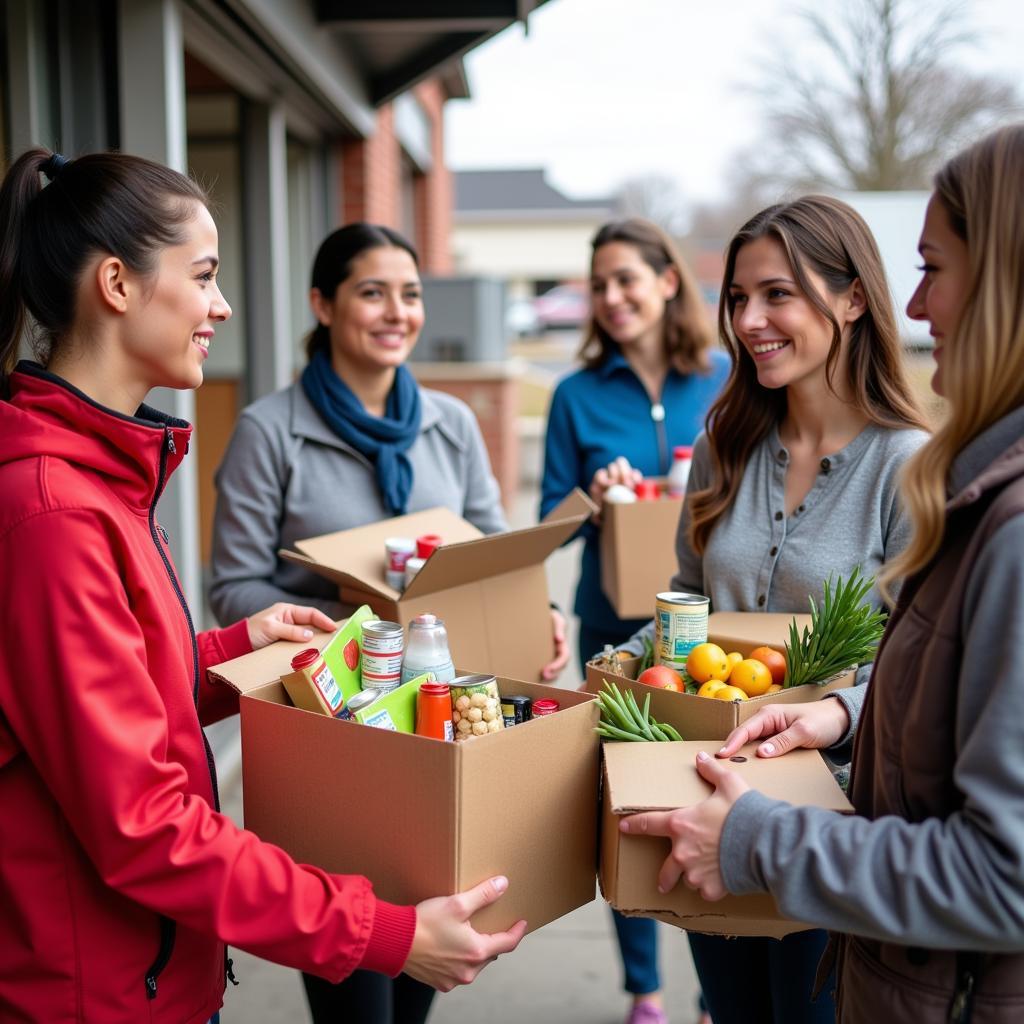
405;876;528;992
588;456;642;524
717;698;851;760
540;608;570;680
245;603;338;650
619;751;749;901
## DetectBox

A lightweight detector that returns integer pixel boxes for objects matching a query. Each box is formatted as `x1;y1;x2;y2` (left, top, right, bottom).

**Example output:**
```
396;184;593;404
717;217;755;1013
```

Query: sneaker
626;1003;668;1024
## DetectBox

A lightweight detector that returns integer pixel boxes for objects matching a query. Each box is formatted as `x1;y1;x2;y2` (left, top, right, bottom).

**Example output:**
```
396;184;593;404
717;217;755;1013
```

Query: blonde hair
880;125;1024;597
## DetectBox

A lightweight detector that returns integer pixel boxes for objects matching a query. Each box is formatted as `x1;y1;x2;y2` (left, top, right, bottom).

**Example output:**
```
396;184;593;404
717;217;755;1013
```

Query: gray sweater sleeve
616;433;713;657
208;411;344;625
453;400;508;536
722;515;1024;950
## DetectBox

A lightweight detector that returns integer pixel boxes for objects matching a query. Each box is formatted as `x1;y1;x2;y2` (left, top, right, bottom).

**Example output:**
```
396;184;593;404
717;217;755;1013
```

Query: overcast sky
445;0;1024;207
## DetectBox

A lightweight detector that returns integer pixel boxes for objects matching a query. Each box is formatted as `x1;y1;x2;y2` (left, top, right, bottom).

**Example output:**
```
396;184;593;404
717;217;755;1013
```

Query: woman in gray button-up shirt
623;195;929;1024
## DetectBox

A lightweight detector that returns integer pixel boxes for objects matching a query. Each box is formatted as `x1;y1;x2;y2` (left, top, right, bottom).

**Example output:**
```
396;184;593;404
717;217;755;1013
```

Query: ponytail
0;146;208;393
0;148;50;388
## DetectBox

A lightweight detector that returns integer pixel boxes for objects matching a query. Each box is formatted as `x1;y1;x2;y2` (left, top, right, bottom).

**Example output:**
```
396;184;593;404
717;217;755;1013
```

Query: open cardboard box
601;741;852;936
208;631;601;935
585;612;856;739
600;481;683;619
279;490;593;683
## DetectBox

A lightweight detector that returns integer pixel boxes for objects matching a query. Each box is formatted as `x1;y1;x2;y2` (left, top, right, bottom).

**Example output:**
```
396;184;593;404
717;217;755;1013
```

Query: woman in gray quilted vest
624;124;1024;1024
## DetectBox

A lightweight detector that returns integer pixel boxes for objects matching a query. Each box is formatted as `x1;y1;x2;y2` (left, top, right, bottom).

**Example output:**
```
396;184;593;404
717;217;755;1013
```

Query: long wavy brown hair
879;125;1024;599
578;218;715;374
689;195;928;554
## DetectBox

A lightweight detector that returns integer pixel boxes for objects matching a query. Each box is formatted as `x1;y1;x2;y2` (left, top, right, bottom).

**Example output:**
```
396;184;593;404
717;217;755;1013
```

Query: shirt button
757;594;766;607
774;510;783;521
777;450;787;462
770;546;778;557
797;504;805;514
820;457;831;472
650;403;665;422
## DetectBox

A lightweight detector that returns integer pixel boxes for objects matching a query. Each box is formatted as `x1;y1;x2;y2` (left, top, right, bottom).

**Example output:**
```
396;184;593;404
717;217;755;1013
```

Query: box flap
284;507;482;597
707;611;809;650
208;624;339;695
402;488;595;599
541;487;596;525
604;741;852;814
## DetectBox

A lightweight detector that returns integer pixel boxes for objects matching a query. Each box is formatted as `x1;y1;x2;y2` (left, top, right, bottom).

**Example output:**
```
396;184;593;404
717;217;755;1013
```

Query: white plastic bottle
667;445;693;497
401;613;456;684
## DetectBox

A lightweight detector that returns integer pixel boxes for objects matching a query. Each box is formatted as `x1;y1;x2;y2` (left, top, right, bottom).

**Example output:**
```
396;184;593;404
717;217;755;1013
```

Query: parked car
505;296;542;338
533;283;589;331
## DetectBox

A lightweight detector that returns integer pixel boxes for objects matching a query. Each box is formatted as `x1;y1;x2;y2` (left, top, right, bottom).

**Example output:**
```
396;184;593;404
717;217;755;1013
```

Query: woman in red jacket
0;147;525;1024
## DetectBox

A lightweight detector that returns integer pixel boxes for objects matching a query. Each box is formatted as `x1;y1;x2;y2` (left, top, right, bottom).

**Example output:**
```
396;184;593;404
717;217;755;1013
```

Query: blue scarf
301;350;422;515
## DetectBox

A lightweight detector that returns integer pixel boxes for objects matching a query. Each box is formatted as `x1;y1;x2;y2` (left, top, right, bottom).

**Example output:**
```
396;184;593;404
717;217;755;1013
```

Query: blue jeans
688;930;835;1023
580;623;662;996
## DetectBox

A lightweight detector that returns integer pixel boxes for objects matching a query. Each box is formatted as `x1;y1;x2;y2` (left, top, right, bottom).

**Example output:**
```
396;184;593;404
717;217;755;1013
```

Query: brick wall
336;80;452;274
412;80;453;274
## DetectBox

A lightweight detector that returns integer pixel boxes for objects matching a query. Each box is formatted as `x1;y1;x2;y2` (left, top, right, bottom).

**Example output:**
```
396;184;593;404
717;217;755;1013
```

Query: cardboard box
279;490;593;683
601;740;852;937
600;484;683;619
585;612;856;739
209;636;601;934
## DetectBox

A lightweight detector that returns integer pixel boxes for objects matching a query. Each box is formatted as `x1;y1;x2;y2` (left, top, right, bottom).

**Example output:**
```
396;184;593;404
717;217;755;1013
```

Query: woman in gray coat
210;223;568;1024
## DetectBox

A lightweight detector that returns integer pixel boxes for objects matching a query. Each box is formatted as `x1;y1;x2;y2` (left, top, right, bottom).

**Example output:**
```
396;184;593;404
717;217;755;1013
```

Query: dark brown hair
306;222;419;361
0;147;209;387
689;194;928;553
578;218;715;373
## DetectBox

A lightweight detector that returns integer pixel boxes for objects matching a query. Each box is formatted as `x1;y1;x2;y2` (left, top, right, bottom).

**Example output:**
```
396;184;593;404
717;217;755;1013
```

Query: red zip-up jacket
0;364;416;1023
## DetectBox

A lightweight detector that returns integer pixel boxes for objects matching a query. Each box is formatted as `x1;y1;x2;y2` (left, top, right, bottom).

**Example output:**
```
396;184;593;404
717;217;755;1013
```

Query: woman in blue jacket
540;218;728;1024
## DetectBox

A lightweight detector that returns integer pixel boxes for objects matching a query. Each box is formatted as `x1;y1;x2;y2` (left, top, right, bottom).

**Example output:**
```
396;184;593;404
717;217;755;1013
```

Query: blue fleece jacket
540;348;730;636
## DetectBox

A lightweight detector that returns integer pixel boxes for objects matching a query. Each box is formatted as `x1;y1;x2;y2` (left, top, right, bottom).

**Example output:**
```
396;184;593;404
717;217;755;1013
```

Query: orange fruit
730;659;773;697
713;685;749;702
749;646;787;687
768;683;783;693
720;651;744;681
685;642;730;683
697;679;727;699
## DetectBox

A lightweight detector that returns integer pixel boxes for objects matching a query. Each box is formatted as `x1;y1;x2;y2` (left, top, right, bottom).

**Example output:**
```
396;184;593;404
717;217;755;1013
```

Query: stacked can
360;620;404;693
385;538;415;590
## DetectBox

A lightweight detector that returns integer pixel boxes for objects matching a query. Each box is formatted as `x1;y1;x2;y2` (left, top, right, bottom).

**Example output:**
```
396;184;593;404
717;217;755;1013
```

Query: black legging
302;969;436;1024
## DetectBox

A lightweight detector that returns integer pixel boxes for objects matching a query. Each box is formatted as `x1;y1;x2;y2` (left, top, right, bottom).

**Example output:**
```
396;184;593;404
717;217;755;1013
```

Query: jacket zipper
145;917;177;1000
143;428;226;999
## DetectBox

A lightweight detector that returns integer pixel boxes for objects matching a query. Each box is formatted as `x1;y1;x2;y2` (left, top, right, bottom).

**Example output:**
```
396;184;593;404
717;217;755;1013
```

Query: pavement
209;462;705;1022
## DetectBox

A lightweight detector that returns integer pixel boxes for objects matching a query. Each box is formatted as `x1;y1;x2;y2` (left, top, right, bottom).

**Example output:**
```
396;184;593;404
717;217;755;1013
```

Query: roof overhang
313;1;547;106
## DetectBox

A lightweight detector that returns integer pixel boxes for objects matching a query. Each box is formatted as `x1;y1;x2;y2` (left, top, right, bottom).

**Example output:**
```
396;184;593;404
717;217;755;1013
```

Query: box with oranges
584;611;855;740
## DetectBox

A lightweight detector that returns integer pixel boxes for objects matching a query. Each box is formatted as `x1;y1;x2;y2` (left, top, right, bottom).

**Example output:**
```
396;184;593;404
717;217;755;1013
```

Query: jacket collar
5;361;192;511
596;348;632;380
290;378;443;454
948;404;1024;511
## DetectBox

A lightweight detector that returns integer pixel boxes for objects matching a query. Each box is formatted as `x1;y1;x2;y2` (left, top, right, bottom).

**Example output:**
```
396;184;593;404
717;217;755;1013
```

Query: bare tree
740;0;1020;194
614;173;690;235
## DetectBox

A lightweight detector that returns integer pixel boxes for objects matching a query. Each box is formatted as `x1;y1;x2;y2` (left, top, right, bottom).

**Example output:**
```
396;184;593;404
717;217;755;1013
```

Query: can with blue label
655;592;709;671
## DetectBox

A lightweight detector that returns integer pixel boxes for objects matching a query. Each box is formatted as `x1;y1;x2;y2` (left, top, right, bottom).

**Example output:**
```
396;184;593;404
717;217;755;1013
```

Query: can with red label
384;537;415;590
360;620;404;693
290;648;345;717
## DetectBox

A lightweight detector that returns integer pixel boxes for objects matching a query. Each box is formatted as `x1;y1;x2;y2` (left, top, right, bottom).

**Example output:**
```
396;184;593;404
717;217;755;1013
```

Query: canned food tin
341;687;382;720
500;694;532;728
290;648;345;717
404;556;426;589
531;698;560;717
360;620;404;693
655;591;710;670
384;537;415;590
